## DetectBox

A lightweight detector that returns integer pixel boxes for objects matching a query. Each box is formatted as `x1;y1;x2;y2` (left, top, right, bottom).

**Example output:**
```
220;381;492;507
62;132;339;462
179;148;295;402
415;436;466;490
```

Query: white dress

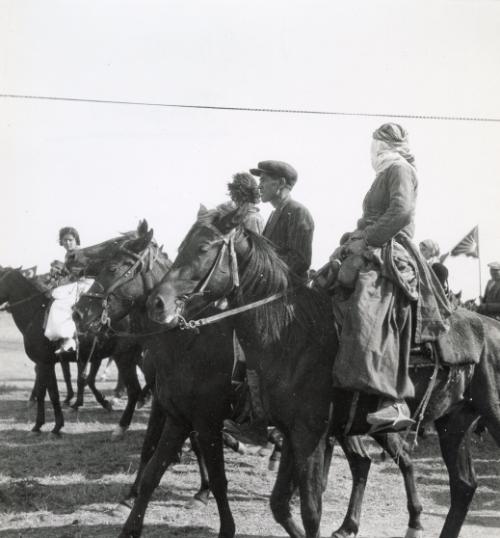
44;278;93;340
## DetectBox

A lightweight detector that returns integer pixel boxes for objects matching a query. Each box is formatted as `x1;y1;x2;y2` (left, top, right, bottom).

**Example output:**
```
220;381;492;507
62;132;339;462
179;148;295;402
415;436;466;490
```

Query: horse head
146;203;287;329
73;220;170;336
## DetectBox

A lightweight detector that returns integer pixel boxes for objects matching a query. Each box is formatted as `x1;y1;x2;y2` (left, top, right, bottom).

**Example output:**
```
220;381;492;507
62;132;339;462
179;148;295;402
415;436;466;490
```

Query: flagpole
477;225;482;299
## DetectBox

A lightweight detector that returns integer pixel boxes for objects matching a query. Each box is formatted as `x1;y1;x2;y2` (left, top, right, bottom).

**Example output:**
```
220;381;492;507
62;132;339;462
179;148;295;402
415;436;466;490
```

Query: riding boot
366;399;414;431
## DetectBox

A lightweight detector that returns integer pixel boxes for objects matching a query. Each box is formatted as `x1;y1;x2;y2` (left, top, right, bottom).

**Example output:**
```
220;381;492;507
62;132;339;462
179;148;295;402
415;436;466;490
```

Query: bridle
174;224;240;329
174;224;284;331
78;243;160;333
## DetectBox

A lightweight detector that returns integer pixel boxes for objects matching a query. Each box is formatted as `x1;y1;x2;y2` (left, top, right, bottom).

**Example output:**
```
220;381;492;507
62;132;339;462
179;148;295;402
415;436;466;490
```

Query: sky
1;0;500;299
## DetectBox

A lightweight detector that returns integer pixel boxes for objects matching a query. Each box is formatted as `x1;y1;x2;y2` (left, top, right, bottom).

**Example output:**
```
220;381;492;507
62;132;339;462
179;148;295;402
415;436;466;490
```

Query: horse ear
197;204;208;218
216;204;249;234
137;219;149;236
456;290;462;300
127;228;154;253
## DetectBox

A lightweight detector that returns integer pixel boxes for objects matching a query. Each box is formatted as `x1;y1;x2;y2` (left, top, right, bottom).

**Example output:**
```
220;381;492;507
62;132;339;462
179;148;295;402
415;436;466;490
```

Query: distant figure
419;239;449;293
44;227;93;354
478;262;500;320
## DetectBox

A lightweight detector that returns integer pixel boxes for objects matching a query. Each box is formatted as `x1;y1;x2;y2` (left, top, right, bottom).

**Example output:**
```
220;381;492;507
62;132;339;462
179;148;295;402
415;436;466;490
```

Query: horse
147;203;500;538
98;216;422;538
73;222;229;510
0;229;144;434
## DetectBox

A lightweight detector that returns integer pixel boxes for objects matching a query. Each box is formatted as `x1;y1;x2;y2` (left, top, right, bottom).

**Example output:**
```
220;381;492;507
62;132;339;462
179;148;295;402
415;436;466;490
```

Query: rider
329;123;450;430
250;160;314;281
419;239;449;294
44;227;93;354
478;262;500;320
217;172;264;234
216;173;266;424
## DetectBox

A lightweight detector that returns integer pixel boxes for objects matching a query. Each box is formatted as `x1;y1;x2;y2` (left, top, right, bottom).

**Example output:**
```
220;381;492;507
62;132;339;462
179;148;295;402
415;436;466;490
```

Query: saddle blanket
435;308;484;366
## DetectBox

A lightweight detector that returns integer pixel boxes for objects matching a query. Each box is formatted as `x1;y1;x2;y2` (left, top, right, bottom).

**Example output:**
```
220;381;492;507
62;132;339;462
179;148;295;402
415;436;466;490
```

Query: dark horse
0;231;146;434
147;204;500;538
73;223;234;515
105;214;422;538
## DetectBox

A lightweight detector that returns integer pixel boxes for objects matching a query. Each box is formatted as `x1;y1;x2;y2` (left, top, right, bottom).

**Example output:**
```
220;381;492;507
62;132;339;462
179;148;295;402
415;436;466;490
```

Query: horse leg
371;432;423;538
113;352;142;439
60;358;74;405
321;436;334;493
31;368;47;433
328;435;371;538
184;431;211;506
293;430;326;538
268;427;283;471
435;406;480;538
45;362;64;434
28;365;39;408
269;437;304;538
122;396;166;505
71;360;86;409
86;360;113;411
118;415;189;538
196;424;236;538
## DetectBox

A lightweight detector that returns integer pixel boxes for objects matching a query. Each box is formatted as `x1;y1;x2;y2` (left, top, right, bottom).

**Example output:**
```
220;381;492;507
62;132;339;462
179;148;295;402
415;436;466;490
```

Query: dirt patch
0;313;498;537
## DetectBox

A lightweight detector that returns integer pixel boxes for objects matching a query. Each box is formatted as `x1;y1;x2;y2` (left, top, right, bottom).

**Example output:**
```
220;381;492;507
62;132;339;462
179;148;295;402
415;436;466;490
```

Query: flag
450;226;479;258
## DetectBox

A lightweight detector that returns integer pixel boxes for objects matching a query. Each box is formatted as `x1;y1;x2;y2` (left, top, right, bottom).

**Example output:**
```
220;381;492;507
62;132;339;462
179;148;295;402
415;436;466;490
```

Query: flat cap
488;261;500;270
250;160;298;187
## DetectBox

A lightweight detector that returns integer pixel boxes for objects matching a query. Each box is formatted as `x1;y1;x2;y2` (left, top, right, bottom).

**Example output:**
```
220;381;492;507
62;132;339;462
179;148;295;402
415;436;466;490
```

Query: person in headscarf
419;239;449;293
329;123;451;430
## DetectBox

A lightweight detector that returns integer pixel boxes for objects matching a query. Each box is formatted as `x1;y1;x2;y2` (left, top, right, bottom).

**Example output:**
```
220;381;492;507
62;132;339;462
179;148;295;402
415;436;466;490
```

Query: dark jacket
480;279;500;318
358;161;417;246
263;197;314;279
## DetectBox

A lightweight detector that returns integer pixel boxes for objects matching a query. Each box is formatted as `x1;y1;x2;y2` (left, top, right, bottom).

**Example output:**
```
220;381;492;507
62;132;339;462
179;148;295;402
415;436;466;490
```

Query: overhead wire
1;93;499;123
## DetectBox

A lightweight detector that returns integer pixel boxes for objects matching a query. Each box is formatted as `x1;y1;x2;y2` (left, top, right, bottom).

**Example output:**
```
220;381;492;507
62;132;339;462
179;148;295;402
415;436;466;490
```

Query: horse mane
237;230;332;347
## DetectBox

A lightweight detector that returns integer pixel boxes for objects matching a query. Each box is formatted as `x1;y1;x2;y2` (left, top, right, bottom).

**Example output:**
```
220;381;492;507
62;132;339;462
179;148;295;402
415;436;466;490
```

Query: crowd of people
41;121;500;432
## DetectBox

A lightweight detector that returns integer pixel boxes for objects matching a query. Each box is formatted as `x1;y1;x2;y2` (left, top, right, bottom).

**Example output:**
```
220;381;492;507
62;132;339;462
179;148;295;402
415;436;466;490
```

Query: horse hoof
111;502;132;517
104;401;114;412
331;529;357;538
111;426;127;440
28;430;42;436
404;528;423;538
26;399;36;409
185;497;208;510
50;431;62;439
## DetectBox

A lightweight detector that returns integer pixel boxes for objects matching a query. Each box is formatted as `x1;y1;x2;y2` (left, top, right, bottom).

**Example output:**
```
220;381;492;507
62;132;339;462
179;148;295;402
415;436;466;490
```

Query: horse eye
108;265;118;273
199;243;210;252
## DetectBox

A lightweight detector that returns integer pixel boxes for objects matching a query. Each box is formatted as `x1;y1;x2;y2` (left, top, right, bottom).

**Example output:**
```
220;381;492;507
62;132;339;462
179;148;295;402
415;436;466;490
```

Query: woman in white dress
44;227;93;354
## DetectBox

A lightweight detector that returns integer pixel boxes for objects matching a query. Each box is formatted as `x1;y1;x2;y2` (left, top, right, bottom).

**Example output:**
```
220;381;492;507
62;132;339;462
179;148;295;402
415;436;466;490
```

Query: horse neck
6;273;46;333
232;233;294;345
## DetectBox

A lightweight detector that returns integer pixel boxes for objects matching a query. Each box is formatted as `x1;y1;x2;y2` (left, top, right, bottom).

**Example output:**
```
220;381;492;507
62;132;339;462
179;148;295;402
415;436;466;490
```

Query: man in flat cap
250;160;314;281
478;262;500;319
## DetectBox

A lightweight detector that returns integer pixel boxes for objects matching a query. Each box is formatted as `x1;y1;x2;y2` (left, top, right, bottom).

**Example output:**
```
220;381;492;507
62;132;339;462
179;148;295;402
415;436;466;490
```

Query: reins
177;291;286;330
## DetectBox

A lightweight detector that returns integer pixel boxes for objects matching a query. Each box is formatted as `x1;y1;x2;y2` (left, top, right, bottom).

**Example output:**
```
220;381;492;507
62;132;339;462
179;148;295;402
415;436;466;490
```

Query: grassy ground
0;312;499;537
